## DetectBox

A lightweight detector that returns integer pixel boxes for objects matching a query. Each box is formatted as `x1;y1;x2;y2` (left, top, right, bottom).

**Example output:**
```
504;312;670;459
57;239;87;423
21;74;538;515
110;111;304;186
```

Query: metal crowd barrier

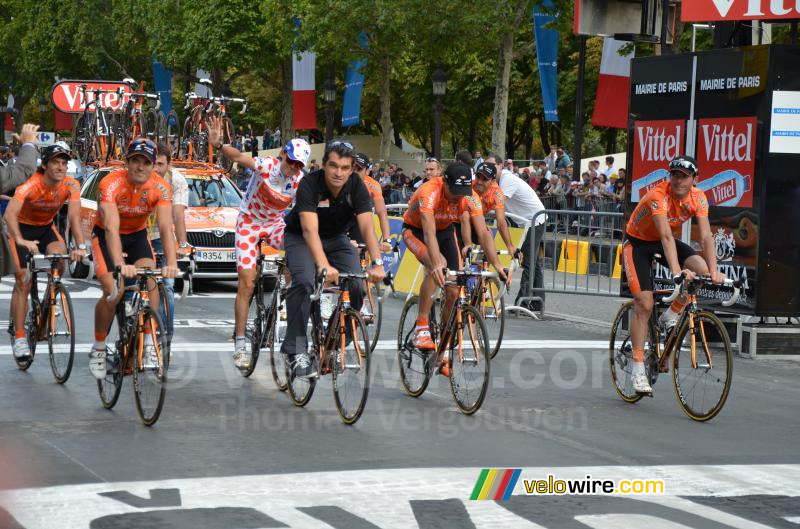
515;206;625;318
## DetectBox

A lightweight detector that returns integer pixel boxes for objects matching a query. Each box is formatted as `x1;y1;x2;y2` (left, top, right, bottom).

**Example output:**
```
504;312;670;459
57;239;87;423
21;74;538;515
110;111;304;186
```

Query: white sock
235;336;246;351
632;361;645;376
93;340;105;350
662;308;679;321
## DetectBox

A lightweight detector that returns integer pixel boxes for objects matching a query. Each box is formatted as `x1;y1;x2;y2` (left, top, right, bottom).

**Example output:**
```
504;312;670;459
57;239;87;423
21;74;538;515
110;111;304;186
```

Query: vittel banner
630;119;684;202
696;117;757;208
50;80;133;114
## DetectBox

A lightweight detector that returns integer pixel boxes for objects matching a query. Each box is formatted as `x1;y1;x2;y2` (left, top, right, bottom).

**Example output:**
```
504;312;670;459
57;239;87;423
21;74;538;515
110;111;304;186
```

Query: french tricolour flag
591;38;634;129
293;52;317;131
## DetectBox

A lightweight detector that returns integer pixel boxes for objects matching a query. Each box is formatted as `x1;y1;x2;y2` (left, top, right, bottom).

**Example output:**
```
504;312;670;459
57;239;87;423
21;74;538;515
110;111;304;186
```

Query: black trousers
280;232;364;356
515;222;546;308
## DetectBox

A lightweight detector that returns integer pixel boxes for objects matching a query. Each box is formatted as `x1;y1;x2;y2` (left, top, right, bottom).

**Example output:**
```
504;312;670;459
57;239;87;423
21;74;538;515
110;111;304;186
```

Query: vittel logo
636;124;682;162
710;0;800;18
701;122;753;162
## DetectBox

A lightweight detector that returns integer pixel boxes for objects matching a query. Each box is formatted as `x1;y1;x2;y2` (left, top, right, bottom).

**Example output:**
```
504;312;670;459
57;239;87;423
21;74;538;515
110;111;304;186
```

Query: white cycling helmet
283;138;311;167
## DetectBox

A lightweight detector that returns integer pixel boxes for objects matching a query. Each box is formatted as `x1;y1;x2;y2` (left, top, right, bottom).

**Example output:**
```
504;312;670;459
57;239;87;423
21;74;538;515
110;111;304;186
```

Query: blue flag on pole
533;1;559;122
341;32;369;127
152;58;173;117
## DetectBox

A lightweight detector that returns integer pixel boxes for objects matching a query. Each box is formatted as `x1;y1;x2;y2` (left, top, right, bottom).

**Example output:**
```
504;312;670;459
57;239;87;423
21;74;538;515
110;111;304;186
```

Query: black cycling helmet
41;144;72;165
669;155;698;177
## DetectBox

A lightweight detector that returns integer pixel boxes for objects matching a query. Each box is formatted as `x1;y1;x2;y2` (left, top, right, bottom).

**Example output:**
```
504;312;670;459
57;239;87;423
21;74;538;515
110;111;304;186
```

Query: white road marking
0;465;796;529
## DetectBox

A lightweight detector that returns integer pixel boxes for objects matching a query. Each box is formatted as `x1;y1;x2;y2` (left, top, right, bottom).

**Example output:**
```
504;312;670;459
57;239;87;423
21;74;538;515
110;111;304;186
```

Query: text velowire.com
524;475;665;495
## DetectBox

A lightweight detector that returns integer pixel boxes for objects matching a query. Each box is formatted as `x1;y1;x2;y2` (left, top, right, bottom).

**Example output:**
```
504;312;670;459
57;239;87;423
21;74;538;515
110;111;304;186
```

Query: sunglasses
476;173;491;182
425;157;439;163
287;159;304;169
328;140;354;150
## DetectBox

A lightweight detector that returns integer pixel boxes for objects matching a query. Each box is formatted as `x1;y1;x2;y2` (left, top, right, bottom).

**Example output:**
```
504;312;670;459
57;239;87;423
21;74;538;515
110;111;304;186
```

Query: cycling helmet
354;152;370;169
41;144;72;165
125;138;157;163
283;138;311;167
669;155;698;177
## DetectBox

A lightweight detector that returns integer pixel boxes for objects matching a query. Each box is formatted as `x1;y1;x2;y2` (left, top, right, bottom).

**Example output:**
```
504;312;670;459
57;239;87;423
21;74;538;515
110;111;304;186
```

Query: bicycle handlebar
443;268;499;279
662;274;743;307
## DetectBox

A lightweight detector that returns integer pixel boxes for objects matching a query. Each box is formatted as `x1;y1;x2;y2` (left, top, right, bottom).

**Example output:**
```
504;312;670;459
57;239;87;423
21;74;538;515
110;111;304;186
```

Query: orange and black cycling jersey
11;172;80;226
95;170;172;235
362;175;383;205
626;181;709;241
476;180;505;215
403;177;482;231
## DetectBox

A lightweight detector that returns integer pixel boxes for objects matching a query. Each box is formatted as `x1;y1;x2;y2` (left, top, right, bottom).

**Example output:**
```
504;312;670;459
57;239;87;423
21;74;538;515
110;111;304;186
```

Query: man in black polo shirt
282;142;386;377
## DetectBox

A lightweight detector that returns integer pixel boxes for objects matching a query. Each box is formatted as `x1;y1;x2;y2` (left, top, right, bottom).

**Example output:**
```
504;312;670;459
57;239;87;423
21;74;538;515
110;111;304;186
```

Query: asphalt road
0;276;798;529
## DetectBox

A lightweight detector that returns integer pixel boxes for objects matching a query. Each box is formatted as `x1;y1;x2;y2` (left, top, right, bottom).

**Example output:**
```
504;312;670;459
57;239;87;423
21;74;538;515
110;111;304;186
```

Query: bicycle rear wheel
98;312;124;409
217;116;235;172
363;281;382;353
165;110;181;157
284;308;318;406
672;310;733;422
449;304;491;415
133;307;169;426
15;308;38;371
480;278;505;359
608;300;653;403
143;109;160;143
47;284;75;384
332;308;371;424
396;296;433;397
179;116;194;160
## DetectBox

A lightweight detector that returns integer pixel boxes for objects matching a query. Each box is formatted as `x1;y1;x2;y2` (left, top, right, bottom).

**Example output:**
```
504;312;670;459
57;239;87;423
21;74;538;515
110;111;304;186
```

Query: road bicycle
609;263;741;421
238;240;289;391
9;254;75;383
179;79;246;168
397;267;493;415
118;78;161;147
354;243;397;352
72;85;117;163
460;246;515;359
285;269;372;424
96;267;189;426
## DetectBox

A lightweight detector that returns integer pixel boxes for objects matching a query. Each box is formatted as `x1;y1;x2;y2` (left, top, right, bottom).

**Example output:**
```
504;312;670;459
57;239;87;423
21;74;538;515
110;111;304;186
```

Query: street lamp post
39;97;47;131
431;66;447;160
324;69;336;144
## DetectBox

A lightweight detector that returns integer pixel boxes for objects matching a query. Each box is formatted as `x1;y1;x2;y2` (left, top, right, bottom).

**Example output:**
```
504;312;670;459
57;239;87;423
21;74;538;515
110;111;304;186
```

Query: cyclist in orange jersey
89;139;179;380
4;144;87;360
402;162;507;359
622;155;725;394
348;152;392;252
458;161;517;258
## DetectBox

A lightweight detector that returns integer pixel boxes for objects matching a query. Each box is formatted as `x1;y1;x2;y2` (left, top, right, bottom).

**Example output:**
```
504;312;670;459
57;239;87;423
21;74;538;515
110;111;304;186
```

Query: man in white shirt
488;153;546;312
602;156;618;178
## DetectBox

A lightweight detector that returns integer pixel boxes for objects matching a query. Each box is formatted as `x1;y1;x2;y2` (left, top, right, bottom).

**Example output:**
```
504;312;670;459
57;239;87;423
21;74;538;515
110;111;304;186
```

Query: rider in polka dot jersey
208;116;311;369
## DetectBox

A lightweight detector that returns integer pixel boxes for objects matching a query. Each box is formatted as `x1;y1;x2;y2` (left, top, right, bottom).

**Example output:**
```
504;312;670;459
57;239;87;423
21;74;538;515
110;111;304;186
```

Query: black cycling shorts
7;222;64;271
622;235;697;294
91;227;154;277
402;224;461;271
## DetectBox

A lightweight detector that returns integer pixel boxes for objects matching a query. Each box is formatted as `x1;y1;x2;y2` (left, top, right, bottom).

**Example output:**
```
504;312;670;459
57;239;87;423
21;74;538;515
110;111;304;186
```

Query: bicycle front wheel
449;304;491;415
480;278;505;359
332;308;371;424
268;289;288;391
242;289;265;378
396;296;432;397
364;281;383;353
672;310;733;422
133;307;169;426
165;110;181;156
47;284;75;384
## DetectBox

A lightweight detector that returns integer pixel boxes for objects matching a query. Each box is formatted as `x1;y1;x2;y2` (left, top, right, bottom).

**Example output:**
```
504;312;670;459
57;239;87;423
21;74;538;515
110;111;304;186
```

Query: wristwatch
179;242;189;249
370;258;384;267
77;243;87;251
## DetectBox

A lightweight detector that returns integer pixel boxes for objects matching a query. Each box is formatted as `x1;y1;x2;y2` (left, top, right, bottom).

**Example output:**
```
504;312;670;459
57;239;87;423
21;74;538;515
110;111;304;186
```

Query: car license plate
195;249;235;262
